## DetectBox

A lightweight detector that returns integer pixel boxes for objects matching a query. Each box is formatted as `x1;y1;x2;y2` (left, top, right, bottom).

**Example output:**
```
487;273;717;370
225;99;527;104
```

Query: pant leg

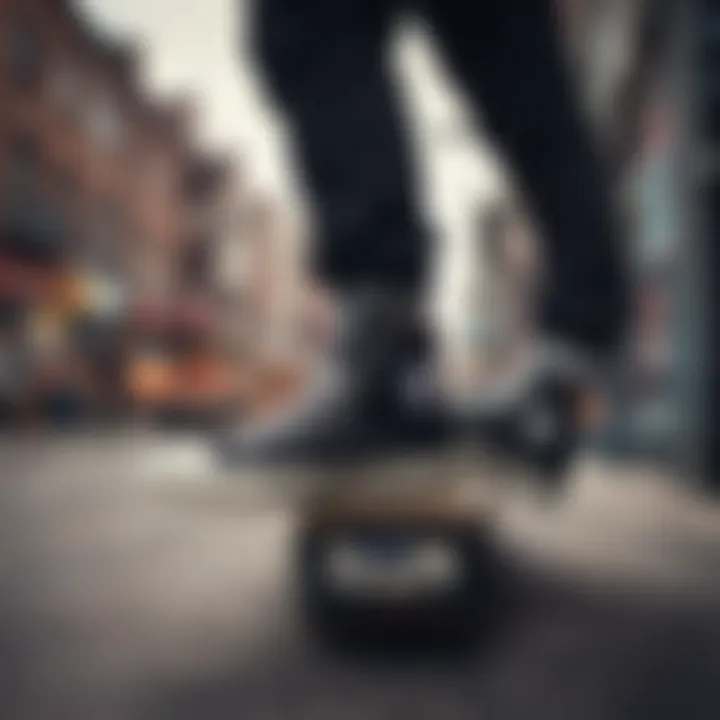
420;0;629;355
253;0;429;292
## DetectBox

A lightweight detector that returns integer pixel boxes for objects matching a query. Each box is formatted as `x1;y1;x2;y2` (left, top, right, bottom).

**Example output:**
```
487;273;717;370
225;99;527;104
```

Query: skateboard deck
299;450;498;534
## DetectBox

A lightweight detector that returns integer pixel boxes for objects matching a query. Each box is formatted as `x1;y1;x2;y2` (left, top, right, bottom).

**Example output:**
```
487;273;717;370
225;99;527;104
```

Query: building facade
557;0;682;459
0;0;235;425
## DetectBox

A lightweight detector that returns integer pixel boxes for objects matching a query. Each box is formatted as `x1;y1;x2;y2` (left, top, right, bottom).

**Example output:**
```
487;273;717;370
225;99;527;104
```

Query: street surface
1;432;720;719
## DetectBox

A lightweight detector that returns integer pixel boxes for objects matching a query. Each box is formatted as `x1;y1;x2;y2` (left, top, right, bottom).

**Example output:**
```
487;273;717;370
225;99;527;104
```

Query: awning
0;256;56;302
130;296;216;333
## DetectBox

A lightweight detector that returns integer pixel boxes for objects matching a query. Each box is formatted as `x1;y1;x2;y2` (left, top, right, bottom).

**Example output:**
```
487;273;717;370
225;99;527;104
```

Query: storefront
601;82;683;459
0;263;127;427
125;296;244;426
0;256;60;426
571;0;689;464
68;272;129;421
27;270;96;427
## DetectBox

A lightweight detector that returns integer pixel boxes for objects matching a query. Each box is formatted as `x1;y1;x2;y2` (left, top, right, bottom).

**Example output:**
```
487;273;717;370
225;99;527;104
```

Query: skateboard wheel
296;524;502;650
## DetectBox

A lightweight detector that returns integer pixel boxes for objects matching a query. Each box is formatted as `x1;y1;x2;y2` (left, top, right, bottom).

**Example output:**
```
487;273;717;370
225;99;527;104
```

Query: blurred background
3;1;720;718
0;0;697;466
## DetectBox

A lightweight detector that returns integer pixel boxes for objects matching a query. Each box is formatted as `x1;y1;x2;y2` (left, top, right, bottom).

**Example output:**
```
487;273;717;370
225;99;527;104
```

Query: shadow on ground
137;555;720;720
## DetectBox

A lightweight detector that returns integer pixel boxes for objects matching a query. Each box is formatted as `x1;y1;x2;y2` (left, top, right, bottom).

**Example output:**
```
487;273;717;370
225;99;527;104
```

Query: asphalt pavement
1;432;719;720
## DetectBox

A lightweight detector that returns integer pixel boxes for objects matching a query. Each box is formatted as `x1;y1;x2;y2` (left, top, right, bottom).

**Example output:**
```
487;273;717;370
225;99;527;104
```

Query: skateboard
294;449;505;646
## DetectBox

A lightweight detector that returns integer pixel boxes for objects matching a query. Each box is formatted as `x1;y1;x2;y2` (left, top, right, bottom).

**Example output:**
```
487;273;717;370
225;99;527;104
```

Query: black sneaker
216;287;449;469
455;342;604;493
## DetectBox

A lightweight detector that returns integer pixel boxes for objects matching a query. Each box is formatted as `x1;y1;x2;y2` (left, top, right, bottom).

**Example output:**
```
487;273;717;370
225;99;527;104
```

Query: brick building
0;0;230;424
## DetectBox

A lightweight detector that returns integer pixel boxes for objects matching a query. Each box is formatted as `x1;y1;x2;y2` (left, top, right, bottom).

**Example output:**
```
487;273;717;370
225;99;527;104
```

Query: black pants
253;0;628;354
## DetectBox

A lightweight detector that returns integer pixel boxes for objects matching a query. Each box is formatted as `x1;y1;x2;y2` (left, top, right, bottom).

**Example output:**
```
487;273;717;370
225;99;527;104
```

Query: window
6;18;41;91
6;136;39;197
84;200;123;273
133;247;166;297
181;239;212;291
51;166;80;208
48;61;85;115
48;166;81;248
4;137;63;259
86;89;124;152
142;155;171;200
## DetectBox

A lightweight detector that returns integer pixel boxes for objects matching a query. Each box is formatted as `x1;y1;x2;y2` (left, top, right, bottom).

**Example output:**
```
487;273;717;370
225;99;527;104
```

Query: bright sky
78;0;503;347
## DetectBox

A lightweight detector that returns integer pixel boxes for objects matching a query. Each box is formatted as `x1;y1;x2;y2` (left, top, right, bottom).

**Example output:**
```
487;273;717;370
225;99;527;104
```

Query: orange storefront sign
127;353;246;408
127;357;175;402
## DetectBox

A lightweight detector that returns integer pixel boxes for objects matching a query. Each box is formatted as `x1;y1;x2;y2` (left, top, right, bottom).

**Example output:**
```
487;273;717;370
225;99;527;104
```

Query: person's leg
254;0;428;292
222;0;444;466
420;0;628;480
421;0;627;356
